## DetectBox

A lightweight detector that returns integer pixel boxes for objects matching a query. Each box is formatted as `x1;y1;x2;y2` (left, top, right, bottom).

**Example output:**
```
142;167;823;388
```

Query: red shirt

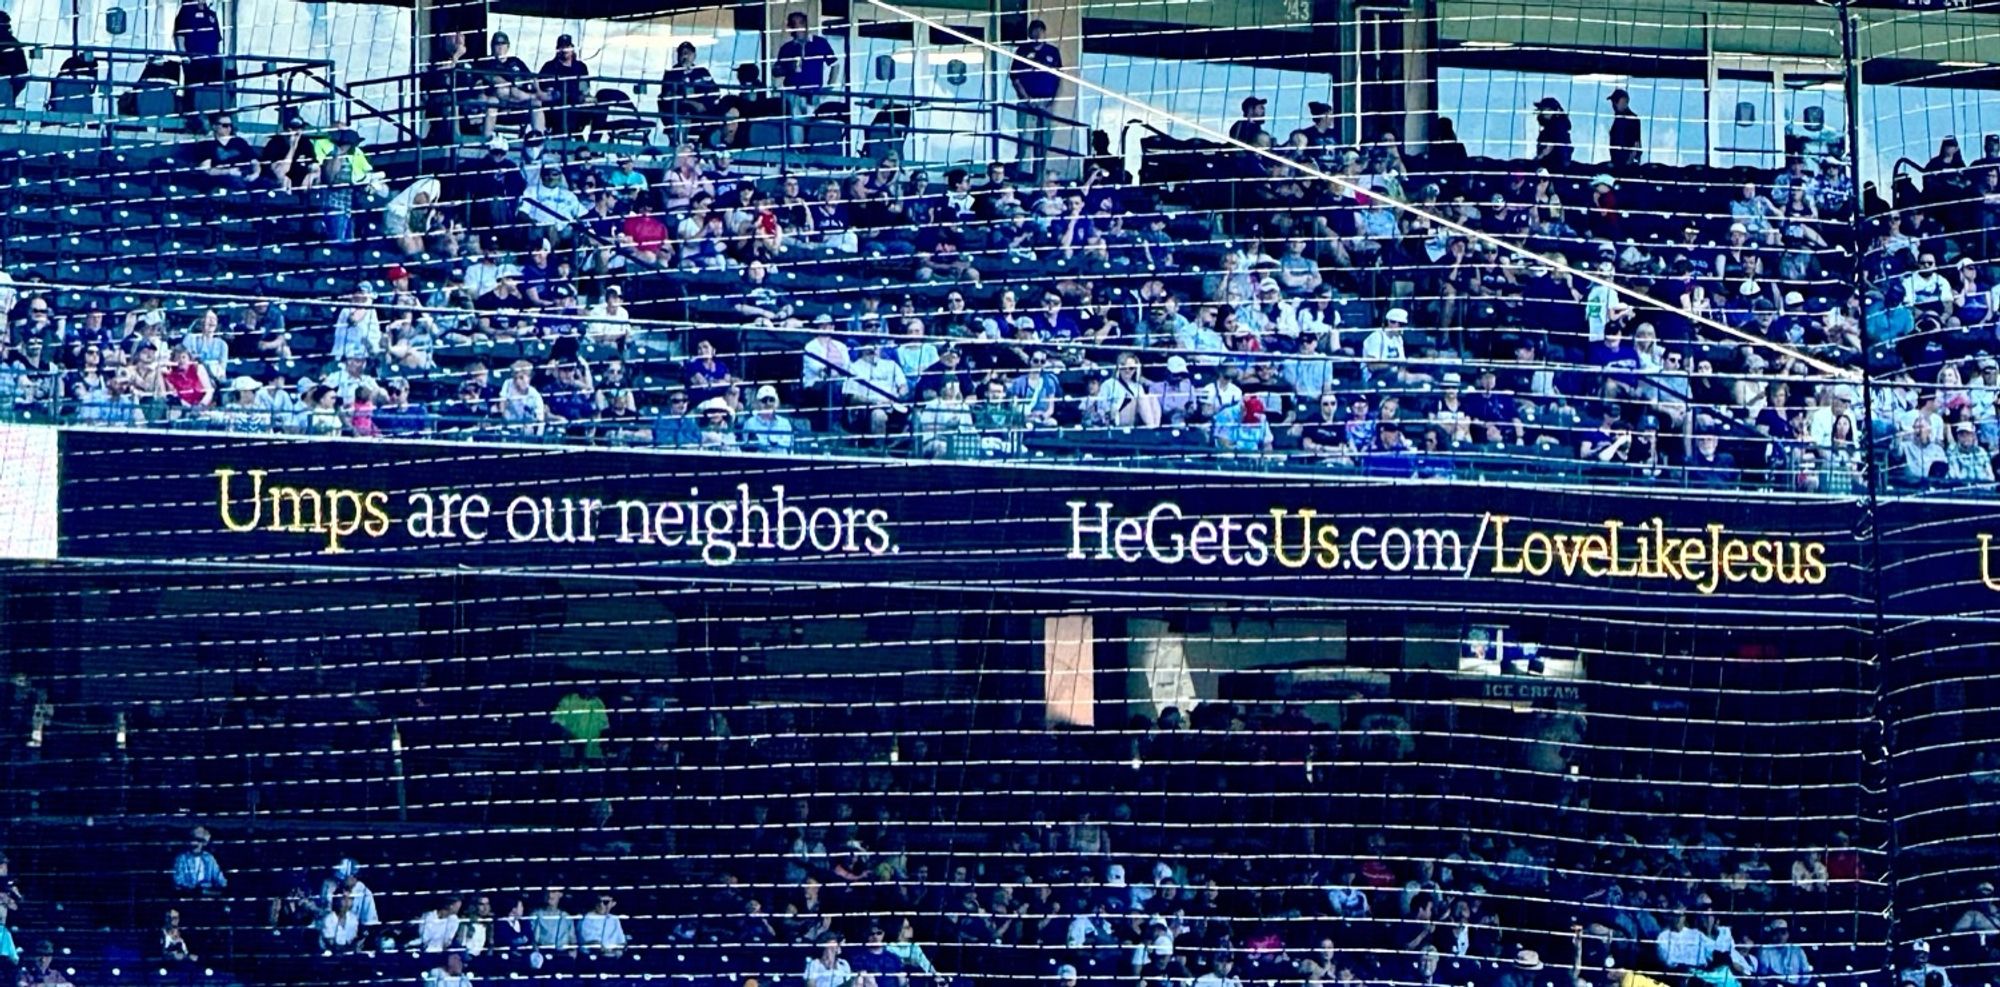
624;213;668;255
164;362;207;405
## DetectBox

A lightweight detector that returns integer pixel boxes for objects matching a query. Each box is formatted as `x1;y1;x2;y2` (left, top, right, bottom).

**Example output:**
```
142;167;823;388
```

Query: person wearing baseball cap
742;383;796;452
1607;87;1641;167
539;33;590;132
1229;96;1270;148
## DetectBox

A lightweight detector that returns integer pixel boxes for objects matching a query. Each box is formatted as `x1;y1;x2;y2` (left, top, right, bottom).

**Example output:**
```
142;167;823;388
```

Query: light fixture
1576;73;1629;83
1940;60;1990;68
1462;40;1514;49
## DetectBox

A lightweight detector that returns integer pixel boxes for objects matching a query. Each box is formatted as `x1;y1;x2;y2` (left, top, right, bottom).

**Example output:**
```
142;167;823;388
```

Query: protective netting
0;560;1889;987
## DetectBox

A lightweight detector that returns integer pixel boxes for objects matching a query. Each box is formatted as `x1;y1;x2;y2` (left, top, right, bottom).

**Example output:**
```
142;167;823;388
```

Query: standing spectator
1606;88;1641;168
1533;98;1572;170
538;35;590;133
173;0;224;115
772;11;837;148
1009;20;1062;180
0;12;27;110
313;128;369;244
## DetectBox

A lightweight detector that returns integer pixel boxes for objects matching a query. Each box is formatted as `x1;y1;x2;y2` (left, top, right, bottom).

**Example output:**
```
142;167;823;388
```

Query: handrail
296;68;422;147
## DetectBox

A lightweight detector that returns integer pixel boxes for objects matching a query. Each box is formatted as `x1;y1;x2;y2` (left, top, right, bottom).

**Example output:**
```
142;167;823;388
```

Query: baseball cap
497;265;523;281
487;135;509;152
491;31;511;46
1534;97;1563;110
281;109;307;129
333;128;361;147
1057;965;1079;979
697;397;731;413
1166;355;1189;375
1607;88;1630;101
1980;356;1998;370
1591;173;1616;189
1308;101;1332;116
1441;372;1463;385
230;376;261;393
754;384;779;403
385;265;410;282
1241;96;1267;113
1385;307;1409;323
556;33;576;49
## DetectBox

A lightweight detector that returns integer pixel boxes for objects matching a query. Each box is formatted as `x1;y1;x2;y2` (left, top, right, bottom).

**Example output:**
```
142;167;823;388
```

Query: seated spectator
1685;432;1738;487
195;114;258;191
845;343;912;438
913;379;975;457
1946;421;1994;484
1215;395;1274;453
530;889;577;957
742;384;797;452
659;41;721;131
375;378;430;436
385;178;460;258
17;939;70;985
416;896;463;954
697;396;740;450
538;34;590;132
684;338;737;405
499;359;549;434
163;344;213;409
321;894;361;954
424;950;474;987
578;893;628;959
477;32;548;132
653;389;699;447
160;908;198;965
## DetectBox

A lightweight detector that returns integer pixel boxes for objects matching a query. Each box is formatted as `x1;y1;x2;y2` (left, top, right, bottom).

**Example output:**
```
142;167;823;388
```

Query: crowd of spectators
2;19;1999;492
6;685;1993;987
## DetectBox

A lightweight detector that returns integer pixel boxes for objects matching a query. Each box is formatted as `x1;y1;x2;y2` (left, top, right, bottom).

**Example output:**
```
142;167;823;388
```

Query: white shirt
321;910;360;948
1362;327;1406;362
804;956;853;987
578;911;628;953
1657;926;1707;969
844;356;909;406
803;335;851;388
417;912;461;952
585;303;633;344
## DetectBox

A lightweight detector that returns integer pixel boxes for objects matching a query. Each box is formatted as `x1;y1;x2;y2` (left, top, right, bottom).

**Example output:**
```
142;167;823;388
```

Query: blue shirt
742;412;795;451
173;849;227;891
174;1;222;56
1011;41;1062;101
776;35;837;93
